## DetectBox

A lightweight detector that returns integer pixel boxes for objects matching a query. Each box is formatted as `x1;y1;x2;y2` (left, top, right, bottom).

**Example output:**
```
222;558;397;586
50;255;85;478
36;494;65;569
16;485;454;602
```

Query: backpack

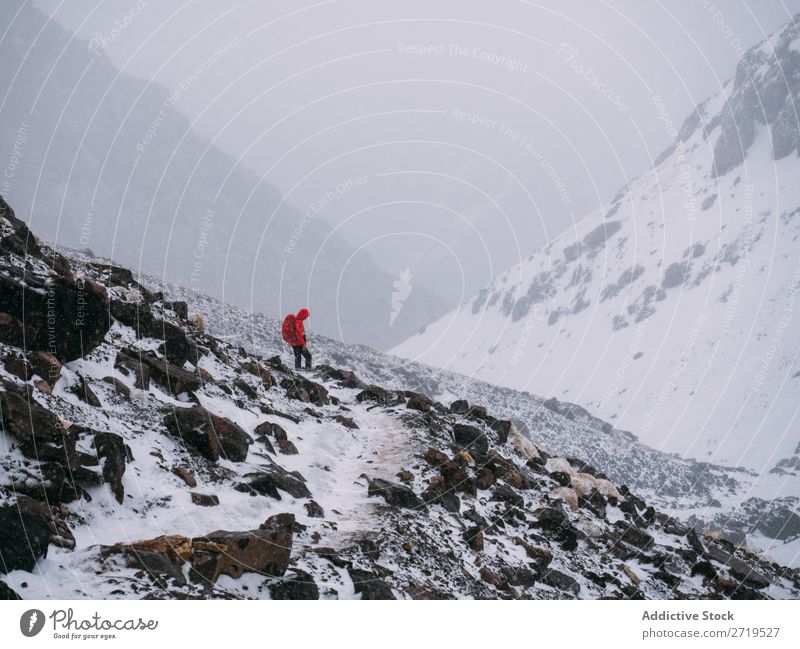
281;314;298;345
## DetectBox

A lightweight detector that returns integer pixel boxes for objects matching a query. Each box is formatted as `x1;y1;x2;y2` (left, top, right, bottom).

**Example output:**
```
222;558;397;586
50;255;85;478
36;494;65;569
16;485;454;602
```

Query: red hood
296;308;310;320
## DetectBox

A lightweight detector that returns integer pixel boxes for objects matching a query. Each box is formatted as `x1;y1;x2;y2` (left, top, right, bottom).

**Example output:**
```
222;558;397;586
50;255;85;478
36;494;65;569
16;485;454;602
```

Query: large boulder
269;569;320;600
190;513;294;584
452;423;489;457
315;364;364;389
236;465;311;499
280;376;329;406
0;505;51;573
93;431;129;504
367;478;426;510
0;266;109;363
0;388;68;461
138;353;201;395
163;407;252;462
348;568;396;600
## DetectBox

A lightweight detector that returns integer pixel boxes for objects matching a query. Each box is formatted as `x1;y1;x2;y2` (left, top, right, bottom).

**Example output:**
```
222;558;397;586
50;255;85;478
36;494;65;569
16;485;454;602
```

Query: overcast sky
34;0;800;298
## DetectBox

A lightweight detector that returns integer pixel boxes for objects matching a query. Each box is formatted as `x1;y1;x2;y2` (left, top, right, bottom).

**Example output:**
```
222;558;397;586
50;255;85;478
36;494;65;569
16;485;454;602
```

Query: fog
24;0;800;299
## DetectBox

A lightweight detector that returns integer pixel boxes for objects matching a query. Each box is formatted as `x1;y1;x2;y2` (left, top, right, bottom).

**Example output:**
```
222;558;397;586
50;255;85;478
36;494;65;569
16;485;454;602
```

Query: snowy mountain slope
60;249;799;569
0;0;451;350
392;16;800;473
3;196;800;598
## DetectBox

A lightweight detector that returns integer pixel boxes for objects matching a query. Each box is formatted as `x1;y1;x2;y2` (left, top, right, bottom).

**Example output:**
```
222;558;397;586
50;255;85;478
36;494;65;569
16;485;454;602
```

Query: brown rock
124;534;194;565
172;466;197;487
190;513;294;583
277;439;299;455
27;351;62;386
191;493;220;507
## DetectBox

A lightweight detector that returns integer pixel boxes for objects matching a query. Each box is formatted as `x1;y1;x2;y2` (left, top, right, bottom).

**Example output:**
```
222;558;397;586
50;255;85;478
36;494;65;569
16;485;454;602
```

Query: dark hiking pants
293;345;312;369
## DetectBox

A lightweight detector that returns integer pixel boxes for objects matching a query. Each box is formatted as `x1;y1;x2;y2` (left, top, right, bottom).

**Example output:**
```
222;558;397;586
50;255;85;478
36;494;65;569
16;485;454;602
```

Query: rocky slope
95;259;797;569
392;15;800;473
2;197;799;599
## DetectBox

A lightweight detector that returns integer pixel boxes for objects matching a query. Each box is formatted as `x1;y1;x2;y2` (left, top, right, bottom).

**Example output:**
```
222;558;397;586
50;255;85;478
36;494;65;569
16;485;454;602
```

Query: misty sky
33;0;800;299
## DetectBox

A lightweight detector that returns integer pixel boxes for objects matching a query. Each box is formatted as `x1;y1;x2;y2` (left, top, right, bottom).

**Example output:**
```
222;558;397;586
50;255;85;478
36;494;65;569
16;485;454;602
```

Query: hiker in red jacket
281;308;312;370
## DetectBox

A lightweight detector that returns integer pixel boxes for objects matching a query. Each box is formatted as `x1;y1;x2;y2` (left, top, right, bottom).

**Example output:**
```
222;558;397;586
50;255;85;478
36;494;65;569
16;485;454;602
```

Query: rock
422;447;449;467
237;465;312;499
255;421;288;441
570;472;598;497
491;484;524;508
122;534;194;565
33;378;52;394
0;505;51;573
503;565;539;588
534;503;579;551
512;537;553;571
172;466;197;487
479;566;509;590
158;331;200;367
163;406;252;462
2;352;31;381
549;471;572;487
101;376;130;399
465;526;484;551
542;569;580;596
348;568;396;600
489;419;513;444
476;468;496;490
93;431;128;504
406;393;432;412
14;495;75;550
621;563;641;586
355;385;394;405
578;489;607;519
450;399;470;414
270;569;319;599
101;546;186;588
191;513;294;584
0;271;110;362
703;542;770;589
114;350;150;389
191;493;220;507
70;374;103;408
276;439;299;455
406;583;456;600
367;478;426;510
452;423;489;457
109;299;181;342
466;405;488;420
0;581;21;599
552;486;579;511
280;376;329;406
164;300;189;320
333;414;358;429
242;361;275;389
396;469;414;483
27;351;61;386
315;364;364;389
233;378;258;400
440;460;474;494
139;353;201;395
304;500;325;518
613;521;655;550
0;388;68;461
421;481;461;513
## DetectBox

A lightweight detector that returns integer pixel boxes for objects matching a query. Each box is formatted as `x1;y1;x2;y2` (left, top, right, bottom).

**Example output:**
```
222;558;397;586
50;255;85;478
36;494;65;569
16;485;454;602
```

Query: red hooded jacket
294;308;309;346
